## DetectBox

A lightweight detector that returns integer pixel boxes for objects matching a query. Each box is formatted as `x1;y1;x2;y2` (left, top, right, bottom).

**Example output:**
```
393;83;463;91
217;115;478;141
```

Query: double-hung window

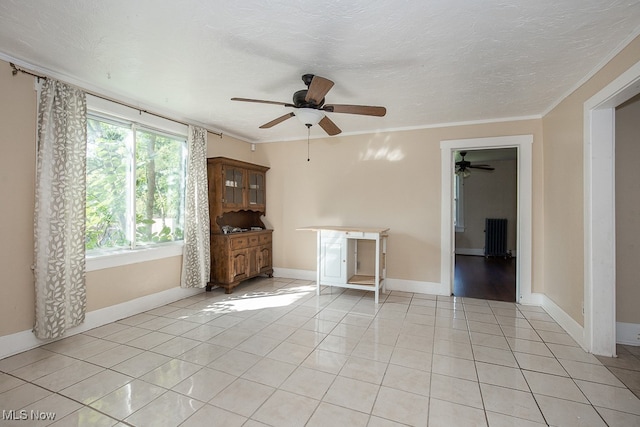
454;173;465;232
85;96;187;269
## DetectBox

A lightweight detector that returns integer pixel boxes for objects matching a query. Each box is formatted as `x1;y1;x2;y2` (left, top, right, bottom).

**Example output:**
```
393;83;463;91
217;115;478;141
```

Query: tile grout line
463;298;488;427
509;303;550;427
1;279;639;425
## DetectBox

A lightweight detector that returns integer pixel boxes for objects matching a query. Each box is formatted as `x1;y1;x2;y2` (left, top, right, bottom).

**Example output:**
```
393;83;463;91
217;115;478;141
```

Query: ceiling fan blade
259;113;295;129
468;165;495;170
231;97;295;107
318;116;341;136
323;104;387;117
305;76;334;104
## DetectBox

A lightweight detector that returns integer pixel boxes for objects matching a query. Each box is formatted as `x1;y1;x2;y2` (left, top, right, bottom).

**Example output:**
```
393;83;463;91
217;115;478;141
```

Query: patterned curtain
34;79;87;339
181;126;210;288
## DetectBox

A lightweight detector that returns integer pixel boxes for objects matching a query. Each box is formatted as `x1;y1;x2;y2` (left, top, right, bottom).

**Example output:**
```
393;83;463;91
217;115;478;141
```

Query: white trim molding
273;268;317;282
86;243;184;271
617;322;640;346
584;59;640;356
454;248;485;256
520;292;544;306
542;295;586;351
274;268;448;296
385;278;449;296
0;285;201;359
440;135;533;303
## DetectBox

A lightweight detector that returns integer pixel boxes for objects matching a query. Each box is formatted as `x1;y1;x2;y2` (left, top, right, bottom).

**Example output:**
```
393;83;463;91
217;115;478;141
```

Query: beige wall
0;59;252;337
260;121;543;289
86;257;182;311
455;156;518;253
542;35;640;326
3;33;639;341
0;61;37;336
207;132;260;163
615;94;640;325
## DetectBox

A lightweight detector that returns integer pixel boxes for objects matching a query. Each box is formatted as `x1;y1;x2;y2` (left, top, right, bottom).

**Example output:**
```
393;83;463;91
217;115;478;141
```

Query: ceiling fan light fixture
456;169;471;178
295;108;324;126
231;74;385;136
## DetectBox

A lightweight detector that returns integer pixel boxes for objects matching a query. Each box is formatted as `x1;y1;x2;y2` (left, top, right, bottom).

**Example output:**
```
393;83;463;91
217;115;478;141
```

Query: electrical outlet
637;333;640;341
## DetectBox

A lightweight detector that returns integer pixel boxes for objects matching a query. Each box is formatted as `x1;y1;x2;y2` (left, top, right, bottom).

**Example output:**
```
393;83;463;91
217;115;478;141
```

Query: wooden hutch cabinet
206;157;273;293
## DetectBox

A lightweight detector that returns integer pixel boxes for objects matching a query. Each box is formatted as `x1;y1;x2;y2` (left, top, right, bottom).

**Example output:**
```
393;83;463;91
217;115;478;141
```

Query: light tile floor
1;277;639;426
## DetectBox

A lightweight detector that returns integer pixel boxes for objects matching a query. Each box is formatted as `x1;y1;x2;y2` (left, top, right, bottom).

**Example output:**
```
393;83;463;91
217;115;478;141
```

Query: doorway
614;94;640;348
584;60;640;356
440;135;533;304
453;148;518;302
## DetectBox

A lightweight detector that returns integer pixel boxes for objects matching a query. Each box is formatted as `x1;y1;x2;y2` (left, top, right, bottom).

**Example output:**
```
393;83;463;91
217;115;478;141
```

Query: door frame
440;135;534;303
583;59;640;356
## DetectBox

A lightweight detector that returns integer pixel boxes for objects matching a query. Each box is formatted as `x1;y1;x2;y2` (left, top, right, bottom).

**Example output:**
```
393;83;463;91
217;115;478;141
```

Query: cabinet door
222;166;245;209
319;232;347;285
247;170;266;210
230;249;248;282
247;246;260;277
258;245;272;272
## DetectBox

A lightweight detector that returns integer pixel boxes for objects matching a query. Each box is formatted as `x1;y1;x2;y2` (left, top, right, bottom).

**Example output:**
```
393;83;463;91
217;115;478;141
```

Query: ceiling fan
455;151;495;177
231;74;386;136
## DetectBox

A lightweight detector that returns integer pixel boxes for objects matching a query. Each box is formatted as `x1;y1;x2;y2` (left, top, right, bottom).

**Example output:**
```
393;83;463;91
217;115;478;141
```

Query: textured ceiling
1;0;640;143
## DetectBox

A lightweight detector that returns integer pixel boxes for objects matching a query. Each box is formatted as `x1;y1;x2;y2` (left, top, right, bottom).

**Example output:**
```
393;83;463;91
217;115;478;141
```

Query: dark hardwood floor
453;254;516;302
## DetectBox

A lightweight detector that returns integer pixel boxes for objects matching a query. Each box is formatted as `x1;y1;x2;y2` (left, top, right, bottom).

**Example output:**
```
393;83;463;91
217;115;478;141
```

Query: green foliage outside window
85;116;186;251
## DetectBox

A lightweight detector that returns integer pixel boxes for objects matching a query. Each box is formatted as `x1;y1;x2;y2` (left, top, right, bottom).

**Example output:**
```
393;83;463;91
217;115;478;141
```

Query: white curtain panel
181;126;210;288
34;79;87;339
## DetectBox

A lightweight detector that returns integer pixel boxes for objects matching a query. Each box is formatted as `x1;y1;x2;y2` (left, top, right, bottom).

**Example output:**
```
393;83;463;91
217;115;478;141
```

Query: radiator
484;218;508;257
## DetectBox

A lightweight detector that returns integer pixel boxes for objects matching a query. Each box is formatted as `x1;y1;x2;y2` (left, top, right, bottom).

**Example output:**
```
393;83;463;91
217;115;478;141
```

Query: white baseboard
520;292;544;306
617;322;640;346
386;278;449;295
0;285;202;359
541;295;586;351
273;268;449;296
455;248;518;257
273;268;316;281
455;248;485;256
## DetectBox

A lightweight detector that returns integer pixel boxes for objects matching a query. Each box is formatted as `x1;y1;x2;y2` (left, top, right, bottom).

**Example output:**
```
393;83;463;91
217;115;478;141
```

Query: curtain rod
10;62;223;138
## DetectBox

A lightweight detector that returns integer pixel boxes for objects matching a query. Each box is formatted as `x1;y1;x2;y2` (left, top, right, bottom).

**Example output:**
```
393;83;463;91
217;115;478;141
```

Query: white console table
298;226;389;304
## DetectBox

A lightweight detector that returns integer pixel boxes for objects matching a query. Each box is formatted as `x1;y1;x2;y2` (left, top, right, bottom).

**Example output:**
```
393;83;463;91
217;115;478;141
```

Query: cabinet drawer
248;235;260;246
321;230;348;239
259;233;272;244
230;236;249;249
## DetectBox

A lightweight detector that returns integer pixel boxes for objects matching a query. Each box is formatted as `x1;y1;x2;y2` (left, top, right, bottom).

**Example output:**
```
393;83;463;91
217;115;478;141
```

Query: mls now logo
3;410;28;420
3;410;56;421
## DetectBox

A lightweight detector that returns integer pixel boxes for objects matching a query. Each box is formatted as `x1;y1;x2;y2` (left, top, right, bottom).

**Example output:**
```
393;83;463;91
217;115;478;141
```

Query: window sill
455;226;465;233
86;243;184;272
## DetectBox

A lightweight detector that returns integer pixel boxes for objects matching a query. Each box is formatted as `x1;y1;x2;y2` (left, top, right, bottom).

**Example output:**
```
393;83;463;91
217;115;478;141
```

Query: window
454;173;465;232
85;112;187;254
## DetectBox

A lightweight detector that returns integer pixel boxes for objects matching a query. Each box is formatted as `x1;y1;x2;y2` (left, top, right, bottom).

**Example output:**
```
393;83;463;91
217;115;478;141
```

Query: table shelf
298;226;389;304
